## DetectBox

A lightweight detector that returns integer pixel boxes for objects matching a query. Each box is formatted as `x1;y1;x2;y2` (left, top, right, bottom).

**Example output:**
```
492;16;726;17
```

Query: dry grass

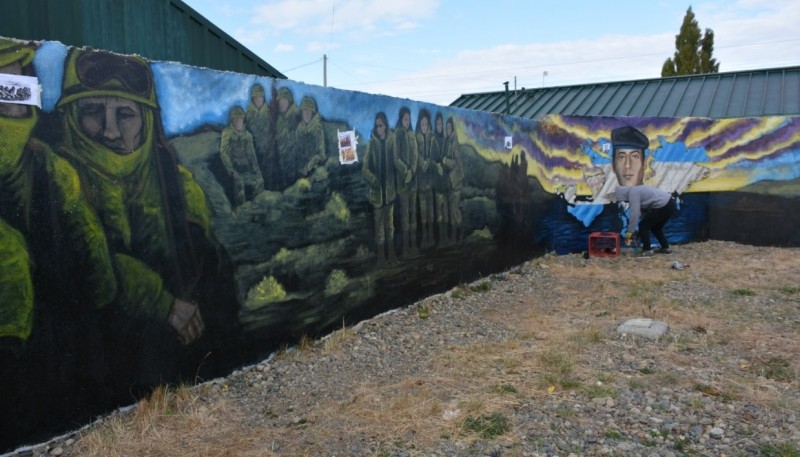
67;241;799;456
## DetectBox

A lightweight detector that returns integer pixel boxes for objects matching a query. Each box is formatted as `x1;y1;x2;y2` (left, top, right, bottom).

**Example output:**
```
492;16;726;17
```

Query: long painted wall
1;37;799;450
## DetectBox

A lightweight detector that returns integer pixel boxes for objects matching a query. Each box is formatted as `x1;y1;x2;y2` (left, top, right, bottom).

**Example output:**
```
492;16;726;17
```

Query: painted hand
167;298;205;345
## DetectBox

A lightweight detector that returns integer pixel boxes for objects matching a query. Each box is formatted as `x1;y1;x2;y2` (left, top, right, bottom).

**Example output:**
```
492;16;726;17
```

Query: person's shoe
654;247;672;254
635;250;654;258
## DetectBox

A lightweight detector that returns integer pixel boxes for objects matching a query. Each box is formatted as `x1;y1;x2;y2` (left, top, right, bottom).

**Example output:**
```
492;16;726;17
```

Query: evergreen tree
661;6;719;76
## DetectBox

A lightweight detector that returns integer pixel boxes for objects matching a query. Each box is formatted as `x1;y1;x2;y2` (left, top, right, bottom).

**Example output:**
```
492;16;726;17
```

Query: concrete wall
1;37;798;450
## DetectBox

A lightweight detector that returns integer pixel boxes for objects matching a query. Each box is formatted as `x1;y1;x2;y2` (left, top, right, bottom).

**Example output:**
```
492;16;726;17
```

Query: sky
179;0;800;106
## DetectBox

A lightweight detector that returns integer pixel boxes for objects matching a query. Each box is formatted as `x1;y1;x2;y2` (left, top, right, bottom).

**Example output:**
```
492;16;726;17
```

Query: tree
661;7;719;76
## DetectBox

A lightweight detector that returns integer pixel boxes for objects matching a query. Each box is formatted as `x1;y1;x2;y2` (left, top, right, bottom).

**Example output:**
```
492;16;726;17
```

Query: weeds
462;413;511;439
469;281;492;292
298;333;314;351
450;280;492;300
778;286;799;295
323;323;355;352
490;384;519;395
750;357;796;382
570;326;605;344
451;285;469;299
583;383;617;399
693;383;737;401
732;288;756;296
760;442;800;457
555;405;576;418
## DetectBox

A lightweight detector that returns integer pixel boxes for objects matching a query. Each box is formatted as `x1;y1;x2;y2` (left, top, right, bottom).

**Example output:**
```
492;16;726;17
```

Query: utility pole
503;81;510;115
323;54;327;87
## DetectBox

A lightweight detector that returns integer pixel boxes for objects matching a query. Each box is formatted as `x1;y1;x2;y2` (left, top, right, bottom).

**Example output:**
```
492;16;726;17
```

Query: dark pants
639;197;677;250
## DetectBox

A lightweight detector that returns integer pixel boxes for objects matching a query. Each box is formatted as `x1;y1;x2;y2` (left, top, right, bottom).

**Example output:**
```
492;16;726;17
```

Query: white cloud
346;1;800;106
251;0;440;36
696;0;800;71
306;41;340;53
273;43;295;53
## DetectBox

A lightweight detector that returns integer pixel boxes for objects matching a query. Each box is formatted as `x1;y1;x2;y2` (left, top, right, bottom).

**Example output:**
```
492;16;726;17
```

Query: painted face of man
402;112;410;129
0;61;31;118
435;117;443;134
252;95;265;108
375;118;386;140
302;108;312;124
420;117;429;135
613;148;644;186
231;116;245;132
279;98;289;114
445;121;453;137
77;96;143;154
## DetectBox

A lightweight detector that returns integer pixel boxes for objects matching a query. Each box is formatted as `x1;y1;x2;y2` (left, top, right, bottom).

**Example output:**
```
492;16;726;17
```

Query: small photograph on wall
338;129;358;164
0;73;40;107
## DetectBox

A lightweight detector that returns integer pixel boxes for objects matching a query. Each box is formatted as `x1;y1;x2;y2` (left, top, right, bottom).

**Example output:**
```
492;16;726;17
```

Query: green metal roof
0;0;285;79
450;66;800;119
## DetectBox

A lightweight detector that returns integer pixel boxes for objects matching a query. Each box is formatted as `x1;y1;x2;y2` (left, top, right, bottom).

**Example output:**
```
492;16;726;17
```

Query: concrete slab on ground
616;318;669;340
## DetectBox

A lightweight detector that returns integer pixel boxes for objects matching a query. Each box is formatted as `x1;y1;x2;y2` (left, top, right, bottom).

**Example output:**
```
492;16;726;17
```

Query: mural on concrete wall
1;36;799;450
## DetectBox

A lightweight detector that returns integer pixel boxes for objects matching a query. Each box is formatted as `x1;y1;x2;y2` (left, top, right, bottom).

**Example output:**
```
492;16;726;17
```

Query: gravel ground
9;240;800;457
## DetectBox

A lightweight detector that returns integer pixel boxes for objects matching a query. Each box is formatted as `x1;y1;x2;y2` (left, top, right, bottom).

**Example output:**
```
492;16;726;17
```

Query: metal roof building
450;66;800;119
0;0;285;79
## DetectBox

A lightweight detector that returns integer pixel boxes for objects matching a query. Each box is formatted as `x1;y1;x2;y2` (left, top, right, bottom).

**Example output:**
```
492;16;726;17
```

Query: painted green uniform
394;118;419;255
245;84;274;187
1;40;117;446
294;97;326;179
442;122;465;242
416;124;439;248
221;109;264;208
0;41;115;345
363;121;397;263
56;49;239;391
275;87;299;188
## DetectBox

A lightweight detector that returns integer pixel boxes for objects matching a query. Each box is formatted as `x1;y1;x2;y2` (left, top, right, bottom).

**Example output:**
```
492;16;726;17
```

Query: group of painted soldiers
220;85;326;207
362;108;464;264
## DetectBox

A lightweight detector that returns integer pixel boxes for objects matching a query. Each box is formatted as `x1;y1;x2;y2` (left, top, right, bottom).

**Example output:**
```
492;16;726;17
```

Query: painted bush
1;37;798;450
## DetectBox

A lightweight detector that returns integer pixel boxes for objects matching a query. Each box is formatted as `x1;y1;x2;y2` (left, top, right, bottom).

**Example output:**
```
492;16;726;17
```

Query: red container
588;232;621;258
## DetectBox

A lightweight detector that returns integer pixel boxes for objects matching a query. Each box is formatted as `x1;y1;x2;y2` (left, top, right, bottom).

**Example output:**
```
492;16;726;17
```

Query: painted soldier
245;83;273;187
295;96;326;179
275;86;299;188
221;106;264;208
441;117;464;244
56;48;239;391
362;112;397;264
0;38;117;447
415;109;438;249
394;107;418;256
432;112;449;244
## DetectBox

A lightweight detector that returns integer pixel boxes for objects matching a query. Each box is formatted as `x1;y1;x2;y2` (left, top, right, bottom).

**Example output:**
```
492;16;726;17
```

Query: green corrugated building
0;0;285;78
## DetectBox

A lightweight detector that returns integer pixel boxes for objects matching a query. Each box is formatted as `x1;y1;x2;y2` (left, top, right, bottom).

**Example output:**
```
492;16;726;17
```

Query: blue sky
180;0;800;106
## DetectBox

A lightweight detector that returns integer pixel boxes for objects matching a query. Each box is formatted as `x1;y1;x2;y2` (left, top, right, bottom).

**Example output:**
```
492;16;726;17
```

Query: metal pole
503;81;510;114
323;54;327;87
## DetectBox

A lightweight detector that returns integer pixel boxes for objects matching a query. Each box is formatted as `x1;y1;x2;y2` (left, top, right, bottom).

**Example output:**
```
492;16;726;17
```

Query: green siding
0;0;285;78
451;66;800;119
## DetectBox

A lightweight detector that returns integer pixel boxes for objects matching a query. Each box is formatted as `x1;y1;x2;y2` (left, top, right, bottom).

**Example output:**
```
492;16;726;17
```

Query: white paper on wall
338;129;358;165
0;74;41;108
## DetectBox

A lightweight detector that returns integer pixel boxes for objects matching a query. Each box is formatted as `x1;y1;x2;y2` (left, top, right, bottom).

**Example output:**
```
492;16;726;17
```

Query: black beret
611;126;649;150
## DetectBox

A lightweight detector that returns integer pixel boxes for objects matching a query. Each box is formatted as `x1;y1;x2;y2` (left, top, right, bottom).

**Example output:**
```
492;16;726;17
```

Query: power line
282;58;322;74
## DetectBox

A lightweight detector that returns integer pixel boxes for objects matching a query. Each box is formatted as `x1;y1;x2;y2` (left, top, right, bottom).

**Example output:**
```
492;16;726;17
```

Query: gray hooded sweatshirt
615;185;671;232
